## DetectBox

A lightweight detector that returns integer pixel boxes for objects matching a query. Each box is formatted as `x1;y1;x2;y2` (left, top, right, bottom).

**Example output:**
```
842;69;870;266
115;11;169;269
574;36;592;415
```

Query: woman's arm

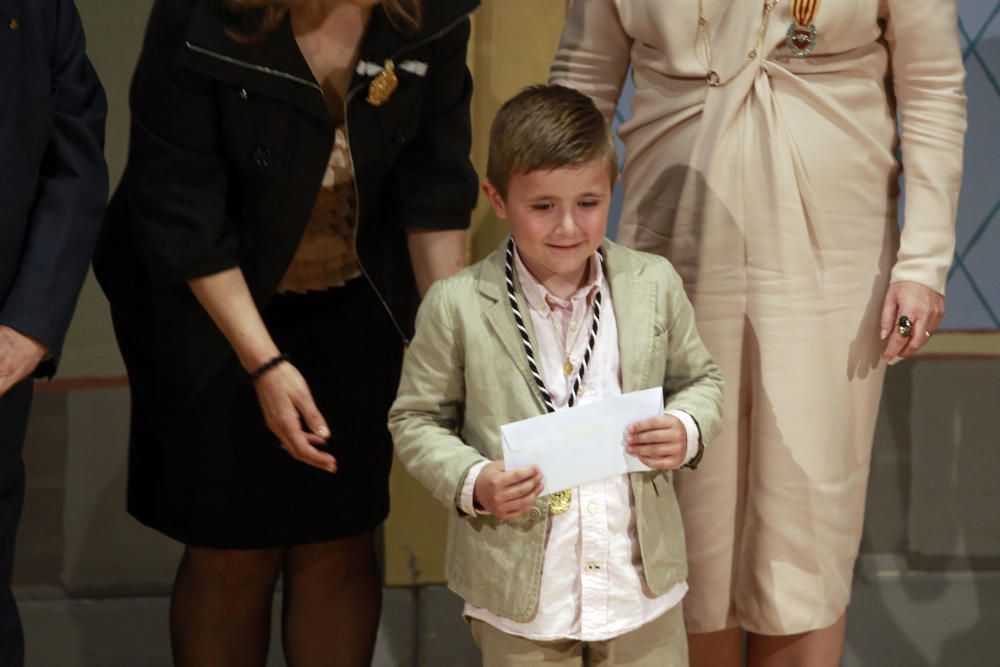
189;269;336;473
549;0;632;122
880;0;967;359
406;228;467;297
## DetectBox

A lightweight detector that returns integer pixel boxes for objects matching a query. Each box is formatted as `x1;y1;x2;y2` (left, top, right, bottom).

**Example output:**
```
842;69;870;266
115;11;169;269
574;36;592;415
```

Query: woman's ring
925;330;933;339
898;316;913;338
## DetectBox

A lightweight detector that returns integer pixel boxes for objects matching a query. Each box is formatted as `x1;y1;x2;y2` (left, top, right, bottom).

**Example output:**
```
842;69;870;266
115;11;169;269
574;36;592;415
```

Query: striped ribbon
504;237;603;411
791;0;819;26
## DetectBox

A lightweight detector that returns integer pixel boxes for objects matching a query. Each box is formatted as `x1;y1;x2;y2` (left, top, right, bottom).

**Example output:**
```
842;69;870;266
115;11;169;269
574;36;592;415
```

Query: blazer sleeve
885;0;967;295
549;0;632;123
0;0;108;377
123;1;238;285
386;18;478;231
660;261;724;447
388;279;489;512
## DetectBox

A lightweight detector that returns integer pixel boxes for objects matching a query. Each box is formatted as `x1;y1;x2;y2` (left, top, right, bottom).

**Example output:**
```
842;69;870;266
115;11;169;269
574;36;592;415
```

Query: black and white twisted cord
504;237;603;410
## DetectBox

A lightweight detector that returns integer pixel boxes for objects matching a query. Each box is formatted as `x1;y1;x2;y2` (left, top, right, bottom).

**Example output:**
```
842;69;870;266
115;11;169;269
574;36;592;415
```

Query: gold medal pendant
548;489;572;515
786;23;817;57
562;358;574;376
787;0;820;57
367;60;398;107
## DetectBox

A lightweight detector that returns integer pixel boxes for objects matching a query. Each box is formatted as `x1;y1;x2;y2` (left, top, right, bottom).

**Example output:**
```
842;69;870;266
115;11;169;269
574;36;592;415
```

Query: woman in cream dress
551;0;966;664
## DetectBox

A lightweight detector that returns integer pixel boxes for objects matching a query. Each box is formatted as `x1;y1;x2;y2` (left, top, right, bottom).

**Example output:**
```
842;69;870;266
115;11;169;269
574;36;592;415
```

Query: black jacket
0;0;108;377
94;0;479;390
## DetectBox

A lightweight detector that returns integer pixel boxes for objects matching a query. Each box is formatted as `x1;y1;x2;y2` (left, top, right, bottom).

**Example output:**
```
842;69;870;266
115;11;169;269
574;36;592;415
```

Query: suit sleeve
123;1;238;285
660;261;724;448
388;279;489;512
549;0;632;123
0;0;108;377
885;0;967;294
386;18;478;231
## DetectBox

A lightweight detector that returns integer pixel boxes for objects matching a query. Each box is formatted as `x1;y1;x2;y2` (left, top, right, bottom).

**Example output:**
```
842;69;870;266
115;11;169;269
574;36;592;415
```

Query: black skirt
118;278;404;549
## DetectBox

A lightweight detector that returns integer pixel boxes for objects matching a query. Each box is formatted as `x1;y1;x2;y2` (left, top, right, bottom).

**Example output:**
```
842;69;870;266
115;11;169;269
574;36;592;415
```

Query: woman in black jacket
94;0;478;662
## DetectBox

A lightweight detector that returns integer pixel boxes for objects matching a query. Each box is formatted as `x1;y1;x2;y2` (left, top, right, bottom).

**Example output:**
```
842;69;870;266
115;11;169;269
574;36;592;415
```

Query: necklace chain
547;301;587;376
697;0;780;87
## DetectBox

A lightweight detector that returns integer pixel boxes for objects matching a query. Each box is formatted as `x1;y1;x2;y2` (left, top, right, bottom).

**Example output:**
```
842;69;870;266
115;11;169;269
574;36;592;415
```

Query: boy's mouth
547;241;584;252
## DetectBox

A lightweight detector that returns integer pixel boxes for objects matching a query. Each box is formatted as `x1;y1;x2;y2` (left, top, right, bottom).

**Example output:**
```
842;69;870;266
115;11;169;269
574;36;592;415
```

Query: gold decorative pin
9;18;19;31
367;60;398;107
548;489;572;515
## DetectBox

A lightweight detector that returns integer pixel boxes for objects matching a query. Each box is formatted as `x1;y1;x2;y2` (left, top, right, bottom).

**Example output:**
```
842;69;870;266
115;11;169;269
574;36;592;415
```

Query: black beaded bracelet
249;352;290;381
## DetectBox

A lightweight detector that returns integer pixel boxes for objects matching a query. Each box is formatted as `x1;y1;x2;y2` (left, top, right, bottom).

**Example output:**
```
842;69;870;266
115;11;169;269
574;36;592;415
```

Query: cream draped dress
552;0;966;635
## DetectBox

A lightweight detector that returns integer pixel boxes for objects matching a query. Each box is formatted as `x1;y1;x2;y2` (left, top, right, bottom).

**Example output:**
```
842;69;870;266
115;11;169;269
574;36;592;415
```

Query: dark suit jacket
94;0;479;392
0;0;108;377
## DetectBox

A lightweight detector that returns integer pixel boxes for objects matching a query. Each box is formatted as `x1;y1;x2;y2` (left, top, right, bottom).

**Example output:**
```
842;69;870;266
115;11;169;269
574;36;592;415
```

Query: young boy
389;85;724;666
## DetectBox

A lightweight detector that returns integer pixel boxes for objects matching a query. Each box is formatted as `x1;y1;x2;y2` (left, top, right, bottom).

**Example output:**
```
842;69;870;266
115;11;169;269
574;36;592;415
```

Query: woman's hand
473;461;544;520
253;362;336;473
880;281;944;363
625;413;688;470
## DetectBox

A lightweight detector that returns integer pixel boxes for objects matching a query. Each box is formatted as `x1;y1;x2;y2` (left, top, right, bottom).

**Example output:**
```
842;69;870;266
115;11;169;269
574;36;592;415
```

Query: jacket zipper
184;42;324;94
185;8;475;344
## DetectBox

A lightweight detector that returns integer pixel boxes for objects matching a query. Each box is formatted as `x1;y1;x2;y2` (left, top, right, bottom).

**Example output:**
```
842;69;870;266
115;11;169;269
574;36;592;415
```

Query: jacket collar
177;0;479;125
478;238;656;406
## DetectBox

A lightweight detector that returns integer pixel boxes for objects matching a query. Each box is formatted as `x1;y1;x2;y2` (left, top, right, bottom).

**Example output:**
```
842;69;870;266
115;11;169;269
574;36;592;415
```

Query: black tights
169;532;381;667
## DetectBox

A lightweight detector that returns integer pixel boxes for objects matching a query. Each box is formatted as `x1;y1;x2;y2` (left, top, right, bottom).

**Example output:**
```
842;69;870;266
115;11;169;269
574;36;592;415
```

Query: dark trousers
0;381;30;667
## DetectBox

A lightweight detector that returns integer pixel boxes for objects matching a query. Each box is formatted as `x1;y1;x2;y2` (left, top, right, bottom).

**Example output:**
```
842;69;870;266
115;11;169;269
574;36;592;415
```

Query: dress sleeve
549;0;632;123
123;1;238;285
884;0;967;294
386;18;478;231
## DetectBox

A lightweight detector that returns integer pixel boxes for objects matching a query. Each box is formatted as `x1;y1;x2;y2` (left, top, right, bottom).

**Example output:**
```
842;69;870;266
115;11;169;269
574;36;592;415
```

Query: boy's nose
557;210;577;234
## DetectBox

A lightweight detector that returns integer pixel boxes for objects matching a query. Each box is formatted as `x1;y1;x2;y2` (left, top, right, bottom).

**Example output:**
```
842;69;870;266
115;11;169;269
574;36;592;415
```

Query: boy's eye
579;200;599;208
531;202;554;211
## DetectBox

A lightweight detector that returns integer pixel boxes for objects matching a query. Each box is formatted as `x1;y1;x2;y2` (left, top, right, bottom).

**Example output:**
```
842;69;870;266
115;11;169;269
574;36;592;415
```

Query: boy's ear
482;179;508;220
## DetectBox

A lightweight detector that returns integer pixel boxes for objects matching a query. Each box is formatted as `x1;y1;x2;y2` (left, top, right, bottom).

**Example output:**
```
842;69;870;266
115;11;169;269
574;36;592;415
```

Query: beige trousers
469;604;688;667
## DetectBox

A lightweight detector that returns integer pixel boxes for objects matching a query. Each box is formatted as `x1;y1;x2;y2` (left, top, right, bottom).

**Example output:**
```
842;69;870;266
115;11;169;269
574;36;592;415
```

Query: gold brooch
367;60;398;107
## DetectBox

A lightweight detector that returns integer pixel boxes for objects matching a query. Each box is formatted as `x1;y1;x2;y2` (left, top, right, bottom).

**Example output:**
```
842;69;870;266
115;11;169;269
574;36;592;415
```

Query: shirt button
587;503;598;515
528;507;542;522
252;146;272;169
570;320;580;331
586;562;601;572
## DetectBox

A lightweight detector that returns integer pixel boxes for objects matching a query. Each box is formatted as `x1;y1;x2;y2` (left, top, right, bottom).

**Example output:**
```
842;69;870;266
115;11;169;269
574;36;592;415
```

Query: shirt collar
512;245;603;314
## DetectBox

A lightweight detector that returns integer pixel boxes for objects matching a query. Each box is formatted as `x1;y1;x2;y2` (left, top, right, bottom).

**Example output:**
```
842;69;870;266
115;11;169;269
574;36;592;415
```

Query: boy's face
484;159;612;294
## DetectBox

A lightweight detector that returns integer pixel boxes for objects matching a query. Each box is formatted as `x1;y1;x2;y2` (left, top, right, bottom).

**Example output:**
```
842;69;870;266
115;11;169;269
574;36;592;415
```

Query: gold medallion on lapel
367;60;398;107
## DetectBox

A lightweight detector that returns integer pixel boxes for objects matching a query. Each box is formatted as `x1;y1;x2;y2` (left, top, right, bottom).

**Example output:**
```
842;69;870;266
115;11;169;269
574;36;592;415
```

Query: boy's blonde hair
486;85;618;199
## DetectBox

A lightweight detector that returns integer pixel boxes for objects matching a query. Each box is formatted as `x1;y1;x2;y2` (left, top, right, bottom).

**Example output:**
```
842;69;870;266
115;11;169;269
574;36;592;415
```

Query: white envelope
500;387;663;496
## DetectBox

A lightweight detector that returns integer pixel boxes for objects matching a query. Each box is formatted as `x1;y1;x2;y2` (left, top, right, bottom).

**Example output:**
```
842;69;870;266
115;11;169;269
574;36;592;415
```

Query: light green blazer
389;239;724;621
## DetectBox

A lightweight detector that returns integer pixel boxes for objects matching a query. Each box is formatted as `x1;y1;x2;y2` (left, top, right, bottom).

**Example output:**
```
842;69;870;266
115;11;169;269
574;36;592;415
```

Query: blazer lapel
605;241;656;394
478;247;546;414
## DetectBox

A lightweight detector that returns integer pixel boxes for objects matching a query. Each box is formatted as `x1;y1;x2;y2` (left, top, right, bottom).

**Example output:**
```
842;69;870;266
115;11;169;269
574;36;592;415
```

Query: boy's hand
473;462;544;520
625;414;688;470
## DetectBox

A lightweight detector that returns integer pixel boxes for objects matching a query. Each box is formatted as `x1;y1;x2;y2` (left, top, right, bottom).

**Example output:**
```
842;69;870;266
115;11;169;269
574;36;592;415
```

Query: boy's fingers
628;415;670;433
498;474;543;503
500;465;541;486
627;428;676;445
628;442;683;458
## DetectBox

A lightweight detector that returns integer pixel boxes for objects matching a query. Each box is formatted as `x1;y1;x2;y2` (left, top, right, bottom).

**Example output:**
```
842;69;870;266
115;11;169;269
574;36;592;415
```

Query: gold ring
925;330;933;338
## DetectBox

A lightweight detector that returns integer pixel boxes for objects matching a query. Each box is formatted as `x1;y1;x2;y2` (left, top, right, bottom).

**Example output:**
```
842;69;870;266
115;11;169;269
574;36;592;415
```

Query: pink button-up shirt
460;249;699;641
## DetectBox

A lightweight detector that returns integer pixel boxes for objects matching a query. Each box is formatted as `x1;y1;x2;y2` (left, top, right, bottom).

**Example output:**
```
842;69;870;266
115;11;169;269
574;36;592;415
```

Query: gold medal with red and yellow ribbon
786;0;820;57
